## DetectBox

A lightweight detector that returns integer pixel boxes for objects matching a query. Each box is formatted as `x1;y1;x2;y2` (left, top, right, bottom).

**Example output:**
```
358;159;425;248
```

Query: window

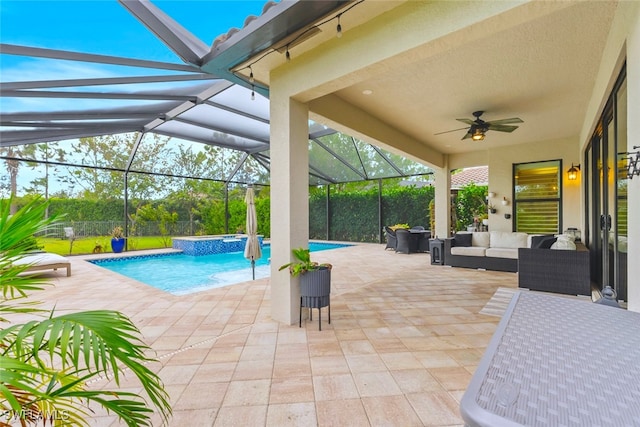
514;160;561;234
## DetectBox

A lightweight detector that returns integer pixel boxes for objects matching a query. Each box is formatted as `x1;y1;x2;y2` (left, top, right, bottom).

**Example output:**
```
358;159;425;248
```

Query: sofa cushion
490;231;528;249
538;236;557;249
453;232;472;247
451;246;486;257
485;247;519;259
472;232;490;248
531;234;556;249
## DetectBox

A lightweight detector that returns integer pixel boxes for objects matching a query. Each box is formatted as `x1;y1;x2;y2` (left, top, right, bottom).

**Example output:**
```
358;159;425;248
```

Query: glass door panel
615;78;628;301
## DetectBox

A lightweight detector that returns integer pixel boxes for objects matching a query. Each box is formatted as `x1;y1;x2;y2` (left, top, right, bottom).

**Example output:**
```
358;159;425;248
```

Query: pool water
89;242;350;295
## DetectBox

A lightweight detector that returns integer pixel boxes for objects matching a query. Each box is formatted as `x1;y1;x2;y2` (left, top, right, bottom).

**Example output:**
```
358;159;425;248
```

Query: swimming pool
89;242;351;295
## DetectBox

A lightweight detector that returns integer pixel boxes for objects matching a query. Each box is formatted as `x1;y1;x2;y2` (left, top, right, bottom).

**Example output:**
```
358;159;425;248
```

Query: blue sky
0;1;270;110
0;1;271;196
1;1;269;70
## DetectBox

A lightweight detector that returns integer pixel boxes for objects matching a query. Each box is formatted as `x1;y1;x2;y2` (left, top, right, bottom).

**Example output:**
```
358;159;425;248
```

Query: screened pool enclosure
1;0;434;244
1;0;432;187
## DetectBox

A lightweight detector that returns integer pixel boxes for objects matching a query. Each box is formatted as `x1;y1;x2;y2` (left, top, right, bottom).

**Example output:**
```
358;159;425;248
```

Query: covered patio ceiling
224;1;618;160
0;0;432;187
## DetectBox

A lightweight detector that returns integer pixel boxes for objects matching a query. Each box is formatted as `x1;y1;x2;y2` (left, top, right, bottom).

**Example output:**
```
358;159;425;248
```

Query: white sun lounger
12;253;71;277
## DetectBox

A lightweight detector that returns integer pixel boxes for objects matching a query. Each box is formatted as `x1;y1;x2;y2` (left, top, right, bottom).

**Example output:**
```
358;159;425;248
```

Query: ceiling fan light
471;128;485;141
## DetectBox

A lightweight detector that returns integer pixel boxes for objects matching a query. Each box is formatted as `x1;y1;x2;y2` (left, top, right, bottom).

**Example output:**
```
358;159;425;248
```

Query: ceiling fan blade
461;130;473;140
456;118;475;125
487;124;520;133
486;117;523;125
434;126;469;136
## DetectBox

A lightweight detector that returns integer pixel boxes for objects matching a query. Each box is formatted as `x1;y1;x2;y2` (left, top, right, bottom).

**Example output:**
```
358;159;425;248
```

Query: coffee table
461;291;640;426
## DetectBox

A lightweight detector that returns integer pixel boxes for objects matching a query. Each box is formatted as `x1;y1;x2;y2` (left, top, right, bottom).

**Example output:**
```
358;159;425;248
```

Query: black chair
395;228;414;254
410;226;425;231
417;230;431;252
384;226;397;251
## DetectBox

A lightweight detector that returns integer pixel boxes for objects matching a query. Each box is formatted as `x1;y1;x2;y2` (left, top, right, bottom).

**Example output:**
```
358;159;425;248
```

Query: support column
434;157;451;239
270;91;310;325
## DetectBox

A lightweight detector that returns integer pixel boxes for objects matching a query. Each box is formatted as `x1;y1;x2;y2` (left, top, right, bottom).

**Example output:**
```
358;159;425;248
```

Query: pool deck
17;243;518;426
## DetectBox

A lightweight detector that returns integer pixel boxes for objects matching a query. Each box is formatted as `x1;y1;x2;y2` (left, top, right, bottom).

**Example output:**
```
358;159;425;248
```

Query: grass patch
39;236;171;256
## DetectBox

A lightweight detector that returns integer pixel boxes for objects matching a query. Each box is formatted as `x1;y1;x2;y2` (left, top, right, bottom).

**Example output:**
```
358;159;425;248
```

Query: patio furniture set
384;226;431;254
443;231;591;297
385;228;594;298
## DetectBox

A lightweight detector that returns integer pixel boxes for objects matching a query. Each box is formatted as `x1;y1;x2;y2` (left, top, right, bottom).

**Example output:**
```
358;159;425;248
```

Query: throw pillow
538;236;557;249
454;232;472;247
531;234;555;249
551;236;576;250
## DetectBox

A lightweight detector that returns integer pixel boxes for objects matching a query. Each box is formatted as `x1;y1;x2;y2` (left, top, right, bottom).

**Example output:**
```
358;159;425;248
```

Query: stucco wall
450;136;581;233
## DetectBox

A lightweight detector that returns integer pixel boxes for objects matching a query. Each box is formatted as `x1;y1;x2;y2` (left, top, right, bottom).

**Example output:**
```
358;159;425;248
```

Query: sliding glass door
586;67;627;301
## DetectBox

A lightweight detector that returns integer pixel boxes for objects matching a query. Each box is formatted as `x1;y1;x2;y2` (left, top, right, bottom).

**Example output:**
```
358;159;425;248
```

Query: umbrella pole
251;258;255;280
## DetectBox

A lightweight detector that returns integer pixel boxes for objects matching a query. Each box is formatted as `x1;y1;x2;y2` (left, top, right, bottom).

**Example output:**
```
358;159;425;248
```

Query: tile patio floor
22;243;520;426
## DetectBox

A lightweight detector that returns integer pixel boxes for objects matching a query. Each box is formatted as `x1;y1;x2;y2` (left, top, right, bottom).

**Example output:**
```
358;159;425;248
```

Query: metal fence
41;221;197;239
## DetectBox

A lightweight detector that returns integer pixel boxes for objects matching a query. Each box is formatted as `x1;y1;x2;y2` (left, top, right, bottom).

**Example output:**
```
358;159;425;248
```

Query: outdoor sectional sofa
444;231;591;296
444;231;527;272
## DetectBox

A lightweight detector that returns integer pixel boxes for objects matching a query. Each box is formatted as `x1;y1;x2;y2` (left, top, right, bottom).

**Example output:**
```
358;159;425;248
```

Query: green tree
134;203;178;247
167;144;226;235
0;196;172;426
0;146;26;213
23;142;66;217
57;133;169;201
454;183;488;231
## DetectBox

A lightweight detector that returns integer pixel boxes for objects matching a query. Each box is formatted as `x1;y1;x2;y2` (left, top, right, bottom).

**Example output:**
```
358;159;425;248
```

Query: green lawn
40;236;172;256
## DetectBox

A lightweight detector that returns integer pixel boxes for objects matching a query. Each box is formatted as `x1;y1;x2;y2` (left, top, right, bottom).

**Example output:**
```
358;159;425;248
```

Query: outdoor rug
479;287;520;318
480;287;595;318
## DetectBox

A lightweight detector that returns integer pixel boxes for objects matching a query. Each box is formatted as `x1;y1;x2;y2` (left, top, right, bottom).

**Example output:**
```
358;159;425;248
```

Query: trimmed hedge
9;185;435;243
310;185;434;243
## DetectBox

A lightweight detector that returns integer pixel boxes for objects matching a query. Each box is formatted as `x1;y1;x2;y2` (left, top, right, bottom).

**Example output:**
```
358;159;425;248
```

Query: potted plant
389;223;410;231
110;225;126;253
487;204;497;214
279;247;332;330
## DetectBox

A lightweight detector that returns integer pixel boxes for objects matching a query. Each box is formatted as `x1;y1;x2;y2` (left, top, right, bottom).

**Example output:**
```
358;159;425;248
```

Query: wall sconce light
488;192;496;198
501;197;509;206
567;163;581;181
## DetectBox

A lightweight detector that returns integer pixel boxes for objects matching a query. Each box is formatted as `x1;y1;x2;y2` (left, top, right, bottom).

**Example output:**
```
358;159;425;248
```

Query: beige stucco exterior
269;0;640;322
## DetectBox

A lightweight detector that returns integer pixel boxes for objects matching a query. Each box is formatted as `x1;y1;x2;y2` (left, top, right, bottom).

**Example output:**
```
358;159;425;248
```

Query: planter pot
299;267;331;330
111;238;126;253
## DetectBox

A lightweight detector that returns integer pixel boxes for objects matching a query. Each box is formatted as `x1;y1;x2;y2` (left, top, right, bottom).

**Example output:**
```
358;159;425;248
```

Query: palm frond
3;310;171;424
1;196;172;426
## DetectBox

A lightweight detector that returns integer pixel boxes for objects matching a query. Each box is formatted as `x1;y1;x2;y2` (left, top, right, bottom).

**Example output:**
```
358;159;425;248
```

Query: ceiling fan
435;111;523;141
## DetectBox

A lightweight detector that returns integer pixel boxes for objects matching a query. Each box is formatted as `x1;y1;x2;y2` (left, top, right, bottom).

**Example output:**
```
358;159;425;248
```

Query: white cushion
451;246;486;257
485;247;519;259
13;253;70;266
619;236;628;253
490;231;528;249
551;236;576;250
472;232;490;248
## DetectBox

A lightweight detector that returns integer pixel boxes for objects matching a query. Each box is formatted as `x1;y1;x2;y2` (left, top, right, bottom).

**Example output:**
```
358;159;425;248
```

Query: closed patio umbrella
244;185;262;280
